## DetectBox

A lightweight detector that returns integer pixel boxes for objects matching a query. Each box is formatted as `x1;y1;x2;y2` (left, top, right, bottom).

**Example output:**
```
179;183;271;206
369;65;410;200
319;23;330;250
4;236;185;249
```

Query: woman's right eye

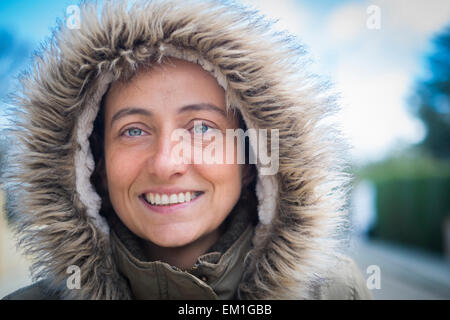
123;127;145;137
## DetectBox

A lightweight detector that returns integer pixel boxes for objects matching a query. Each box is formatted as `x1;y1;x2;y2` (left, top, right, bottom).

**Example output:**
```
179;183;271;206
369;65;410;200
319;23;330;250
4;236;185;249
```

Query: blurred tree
412;27;450;159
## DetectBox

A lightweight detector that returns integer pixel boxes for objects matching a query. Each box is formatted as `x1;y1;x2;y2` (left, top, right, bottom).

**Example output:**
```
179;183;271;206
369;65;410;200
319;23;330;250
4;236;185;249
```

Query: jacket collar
109;198;256;299
110;224;253;299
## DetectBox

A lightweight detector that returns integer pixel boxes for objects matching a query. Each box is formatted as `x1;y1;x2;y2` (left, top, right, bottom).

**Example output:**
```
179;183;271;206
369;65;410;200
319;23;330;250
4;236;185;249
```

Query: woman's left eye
125;128;144;136
193;123;212;134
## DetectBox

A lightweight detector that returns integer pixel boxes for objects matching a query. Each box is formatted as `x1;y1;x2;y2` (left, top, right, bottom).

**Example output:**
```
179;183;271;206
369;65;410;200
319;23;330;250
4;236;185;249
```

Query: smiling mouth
141;191;204;206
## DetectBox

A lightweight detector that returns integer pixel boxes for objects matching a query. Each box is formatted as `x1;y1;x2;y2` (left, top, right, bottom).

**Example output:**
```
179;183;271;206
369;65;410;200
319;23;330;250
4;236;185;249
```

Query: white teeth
161;194;169;205
169;194;178;204
144;191;200;206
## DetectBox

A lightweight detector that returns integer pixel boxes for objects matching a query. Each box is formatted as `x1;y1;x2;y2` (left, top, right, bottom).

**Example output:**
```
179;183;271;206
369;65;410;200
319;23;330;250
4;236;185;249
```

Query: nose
146;128;189;181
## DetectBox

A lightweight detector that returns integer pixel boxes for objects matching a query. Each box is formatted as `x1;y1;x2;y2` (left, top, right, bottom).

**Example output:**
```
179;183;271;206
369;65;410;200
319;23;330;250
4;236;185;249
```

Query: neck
143;229;221;270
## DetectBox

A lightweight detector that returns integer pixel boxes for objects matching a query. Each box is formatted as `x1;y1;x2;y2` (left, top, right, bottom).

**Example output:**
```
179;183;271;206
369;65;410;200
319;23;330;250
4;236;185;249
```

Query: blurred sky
0;0;449;164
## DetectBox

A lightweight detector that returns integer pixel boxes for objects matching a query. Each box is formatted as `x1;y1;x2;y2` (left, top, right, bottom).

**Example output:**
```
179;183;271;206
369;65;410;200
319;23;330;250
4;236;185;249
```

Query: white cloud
327;3;368;43
322;0;448;163
335;68;426;163
326;0;450;45
376;0;450;38
239;0;444;164
240;0;310;35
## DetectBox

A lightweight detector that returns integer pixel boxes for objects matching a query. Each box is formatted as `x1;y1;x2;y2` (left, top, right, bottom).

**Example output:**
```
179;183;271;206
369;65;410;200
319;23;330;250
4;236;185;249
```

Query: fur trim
75;72;113;235
2;0;350;299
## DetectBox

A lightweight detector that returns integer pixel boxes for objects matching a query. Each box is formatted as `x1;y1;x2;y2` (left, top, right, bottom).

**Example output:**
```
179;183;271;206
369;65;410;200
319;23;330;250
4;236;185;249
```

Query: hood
1;0;350;299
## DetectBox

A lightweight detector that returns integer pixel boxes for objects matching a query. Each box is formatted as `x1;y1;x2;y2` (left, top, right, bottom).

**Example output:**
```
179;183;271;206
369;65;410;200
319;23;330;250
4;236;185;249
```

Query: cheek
196;163;243;195
105;147;144;193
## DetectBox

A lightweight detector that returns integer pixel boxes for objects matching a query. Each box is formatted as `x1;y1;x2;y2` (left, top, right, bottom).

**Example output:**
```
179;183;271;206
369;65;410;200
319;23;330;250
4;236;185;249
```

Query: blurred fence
369;177;450;257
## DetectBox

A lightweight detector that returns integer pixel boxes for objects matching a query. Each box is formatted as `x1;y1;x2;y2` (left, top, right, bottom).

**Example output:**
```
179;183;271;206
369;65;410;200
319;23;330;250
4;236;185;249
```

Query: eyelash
189;119;217;134
190;122;215;134
120;121;218;138
121;127;148;137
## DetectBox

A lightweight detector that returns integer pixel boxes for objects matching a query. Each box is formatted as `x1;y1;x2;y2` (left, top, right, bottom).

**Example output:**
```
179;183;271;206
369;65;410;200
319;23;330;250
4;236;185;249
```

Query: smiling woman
1;0;371;300
99;58;248;269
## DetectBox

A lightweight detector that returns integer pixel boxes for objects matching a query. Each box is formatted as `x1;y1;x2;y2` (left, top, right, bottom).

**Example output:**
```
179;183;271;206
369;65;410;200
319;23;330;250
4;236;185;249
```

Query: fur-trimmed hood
1;0;352;299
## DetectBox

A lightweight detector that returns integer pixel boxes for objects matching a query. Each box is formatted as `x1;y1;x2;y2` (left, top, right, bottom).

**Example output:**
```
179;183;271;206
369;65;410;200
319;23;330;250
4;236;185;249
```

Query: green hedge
370;176;450;255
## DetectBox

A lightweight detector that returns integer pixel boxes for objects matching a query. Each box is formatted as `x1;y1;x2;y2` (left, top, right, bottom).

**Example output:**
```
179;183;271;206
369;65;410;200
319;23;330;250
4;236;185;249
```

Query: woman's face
103;58;243;248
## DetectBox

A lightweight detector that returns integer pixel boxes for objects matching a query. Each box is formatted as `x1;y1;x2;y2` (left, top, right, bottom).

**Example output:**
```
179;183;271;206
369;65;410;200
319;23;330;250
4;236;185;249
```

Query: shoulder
319;255;374;300
2;280;61;300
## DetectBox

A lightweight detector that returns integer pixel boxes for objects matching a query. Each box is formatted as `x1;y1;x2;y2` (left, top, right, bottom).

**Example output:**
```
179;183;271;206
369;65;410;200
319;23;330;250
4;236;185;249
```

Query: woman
2;0;372;299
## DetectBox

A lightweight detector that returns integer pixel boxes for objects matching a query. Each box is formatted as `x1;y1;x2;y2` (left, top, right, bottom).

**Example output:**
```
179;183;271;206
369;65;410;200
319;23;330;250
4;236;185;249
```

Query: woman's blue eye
193;123;210;134
126;128;143;136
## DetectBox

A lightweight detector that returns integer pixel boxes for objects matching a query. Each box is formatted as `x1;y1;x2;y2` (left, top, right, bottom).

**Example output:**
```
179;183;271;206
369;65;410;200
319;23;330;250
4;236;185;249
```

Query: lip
141;187;202;195
139;192;204;214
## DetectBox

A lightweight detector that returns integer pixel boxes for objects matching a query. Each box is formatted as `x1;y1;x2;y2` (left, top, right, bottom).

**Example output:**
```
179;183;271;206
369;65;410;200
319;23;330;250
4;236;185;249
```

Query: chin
151;237;195;248
146;228;200;248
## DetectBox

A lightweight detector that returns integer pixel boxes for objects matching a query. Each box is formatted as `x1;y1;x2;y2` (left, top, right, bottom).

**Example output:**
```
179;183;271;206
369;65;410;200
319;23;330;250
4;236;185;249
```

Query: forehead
107;57;225;104
103;57;239;124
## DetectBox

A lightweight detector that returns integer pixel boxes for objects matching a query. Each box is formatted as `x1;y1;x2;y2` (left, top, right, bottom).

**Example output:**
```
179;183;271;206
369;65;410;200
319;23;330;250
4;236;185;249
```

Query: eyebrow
110;108;153;127
179;103;227;118
110;103;227;128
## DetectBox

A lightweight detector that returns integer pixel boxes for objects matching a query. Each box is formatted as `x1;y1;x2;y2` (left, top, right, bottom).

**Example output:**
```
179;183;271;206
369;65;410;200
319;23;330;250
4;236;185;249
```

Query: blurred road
349;236;450;300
